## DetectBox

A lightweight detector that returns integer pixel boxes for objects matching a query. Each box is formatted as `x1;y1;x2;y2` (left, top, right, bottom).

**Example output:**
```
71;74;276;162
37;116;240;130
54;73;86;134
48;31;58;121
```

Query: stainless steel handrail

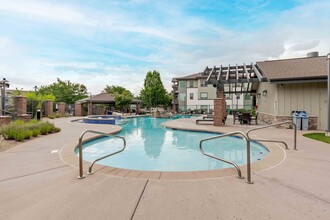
77;130;126;179
246;121;297;150
199;131;253;184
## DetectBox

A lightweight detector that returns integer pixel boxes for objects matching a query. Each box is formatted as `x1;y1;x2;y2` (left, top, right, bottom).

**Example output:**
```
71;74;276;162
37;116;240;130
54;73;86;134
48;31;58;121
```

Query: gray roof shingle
257;56;327;82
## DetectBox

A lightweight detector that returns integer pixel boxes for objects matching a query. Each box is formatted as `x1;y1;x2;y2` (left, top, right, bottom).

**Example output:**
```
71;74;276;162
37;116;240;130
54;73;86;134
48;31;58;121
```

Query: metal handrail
246;121;297;150
77;130;126;179
199;131;253;184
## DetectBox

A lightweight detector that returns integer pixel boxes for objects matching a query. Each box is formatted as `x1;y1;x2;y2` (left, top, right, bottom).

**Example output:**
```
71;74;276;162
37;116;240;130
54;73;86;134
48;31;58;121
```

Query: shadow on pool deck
0;116;329;219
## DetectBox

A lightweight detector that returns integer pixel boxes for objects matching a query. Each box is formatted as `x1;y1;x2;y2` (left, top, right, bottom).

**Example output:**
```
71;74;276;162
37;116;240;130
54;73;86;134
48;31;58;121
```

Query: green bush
1;120;60;142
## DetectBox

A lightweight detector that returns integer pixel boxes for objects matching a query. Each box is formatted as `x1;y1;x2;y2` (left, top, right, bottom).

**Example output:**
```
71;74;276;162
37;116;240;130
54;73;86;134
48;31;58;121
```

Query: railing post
78;135;85;179
246;140;253;184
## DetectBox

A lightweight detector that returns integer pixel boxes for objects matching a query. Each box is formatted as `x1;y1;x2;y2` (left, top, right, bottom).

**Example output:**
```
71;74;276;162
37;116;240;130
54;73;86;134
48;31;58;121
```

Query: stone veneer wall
18;114;31;122
0;116;12;126
258;112;318;130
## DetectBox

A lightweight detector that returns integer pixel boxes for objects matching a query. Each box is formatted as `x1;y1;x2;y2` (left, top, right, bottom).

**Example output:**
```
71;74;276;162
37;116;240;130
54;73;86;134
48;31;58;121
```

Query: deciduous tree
38;78;88;104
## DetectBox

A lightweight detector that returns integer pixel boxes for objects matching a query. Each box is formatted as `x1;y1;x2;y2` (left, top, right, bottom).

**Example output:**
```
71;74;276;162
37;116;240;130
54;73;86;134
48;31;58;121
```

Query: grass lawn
303;133;330;144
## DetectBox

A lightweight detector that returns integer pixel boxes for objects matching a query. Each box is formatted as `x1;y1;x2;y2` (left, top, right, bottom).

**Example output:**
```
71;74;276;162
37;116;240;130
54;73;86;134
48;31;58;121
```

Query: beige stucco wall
197;79;217;100
257;81;327;130
256;82;277;115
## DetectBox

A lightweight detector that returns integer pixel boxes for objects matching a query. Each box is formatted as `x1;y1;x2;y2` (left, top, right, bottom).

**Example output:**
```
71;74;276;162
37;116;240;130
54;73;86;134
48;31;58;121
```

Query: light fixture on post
262;90;267;97
0;78;10;116
256;93;261;98
326;53;330;136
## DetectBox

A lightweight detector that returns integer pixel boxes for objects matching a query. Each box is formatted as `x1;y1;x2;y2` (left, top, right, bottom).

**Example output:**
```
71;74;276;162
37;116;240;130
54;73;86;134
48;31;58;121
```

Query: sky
0;0;329;96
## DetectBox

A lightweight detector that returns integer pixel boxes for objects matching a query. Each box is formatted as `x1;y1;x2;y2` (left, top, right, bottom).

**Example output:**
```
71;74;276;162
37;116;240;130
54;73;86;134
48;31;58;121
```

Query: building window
189;81;194;88
179;93;186;102
201;105;208;111
244;94;251;100
190;93;194;100
200;92;208;100
179;81;186;89
200;79;207;87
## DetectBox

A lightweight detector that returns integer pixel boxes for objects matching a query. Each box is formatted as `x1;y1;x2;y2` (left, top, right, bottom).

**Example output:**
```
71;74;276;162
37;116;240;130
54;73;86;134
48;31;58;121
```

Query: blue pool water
80;116;269;172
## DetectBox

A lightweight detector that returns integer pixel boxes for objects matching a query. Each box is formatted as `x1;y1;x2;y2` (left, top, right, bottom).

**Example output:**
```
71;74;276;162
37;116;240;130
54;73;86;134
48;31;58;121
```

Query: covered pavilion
74;93;141;116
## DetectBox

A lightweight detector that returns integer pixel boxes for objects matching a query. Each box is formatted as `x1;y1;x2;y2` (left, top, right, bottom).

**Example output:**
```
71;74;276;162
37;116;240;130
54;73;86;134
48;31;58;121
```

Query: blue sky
0;0;329;95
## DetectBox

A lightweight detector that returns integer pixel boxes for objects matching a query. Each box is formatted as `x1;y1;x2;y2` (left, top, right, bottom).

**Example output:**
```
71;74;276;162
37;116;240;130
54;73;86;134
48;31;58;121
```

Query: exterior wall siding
258;82;327;130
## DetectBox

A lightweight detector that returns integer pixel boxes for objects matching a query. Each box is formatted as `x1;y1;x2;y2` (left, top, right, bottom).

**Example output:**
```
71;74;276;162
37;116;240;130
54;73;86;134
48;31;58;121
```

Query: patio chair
233;111;240;124
240;112;251;125
250;112;258;125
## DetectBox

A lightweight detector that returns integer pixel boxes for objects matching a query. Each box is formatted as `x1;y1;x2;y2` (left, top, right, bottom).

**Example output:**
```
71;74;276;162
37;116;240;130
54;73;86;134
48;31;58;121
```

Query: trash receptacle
292;111;301;130
37;109;41;120
300;111;309;130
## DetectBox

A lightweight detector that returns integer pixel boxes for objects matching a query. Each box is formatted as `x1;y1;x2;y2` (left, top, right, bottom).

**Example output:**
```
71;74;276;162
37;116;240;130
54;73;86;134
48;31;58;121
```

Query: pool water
80;116;269;172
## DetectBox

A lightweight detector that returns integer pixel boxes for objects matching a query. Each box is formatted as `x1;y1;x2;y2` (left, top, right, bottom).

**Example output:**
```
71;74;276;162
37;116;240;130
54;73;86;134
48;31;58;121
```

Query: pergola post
214;90;226;126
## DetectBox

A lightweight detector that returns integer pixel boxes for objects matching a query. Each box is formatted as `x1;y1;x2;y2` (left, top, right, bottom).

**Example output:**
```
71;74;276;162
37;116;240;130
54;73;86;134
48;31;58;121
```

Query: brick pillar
88;102;93;115
136;103;140;115
58;102;66;115
44;100;53;117
13;96;27;115
74;102;83;116
214;91;226;126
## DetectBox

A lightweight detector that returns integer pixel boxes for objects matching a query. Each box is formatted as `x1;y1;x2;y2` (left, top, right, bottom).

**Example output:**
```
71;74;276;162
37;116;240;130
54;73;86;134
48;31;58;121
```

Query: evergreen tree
140;70;167;108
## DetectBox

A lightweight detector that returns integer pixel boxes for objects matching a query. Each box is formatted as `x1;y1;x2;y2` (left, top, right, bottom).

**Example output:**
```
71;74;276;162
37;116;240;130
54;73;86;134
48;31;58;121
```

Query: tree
103;85;133;97
139;70;167;108
103;85;133;111
38;78;88;104
25;92;55;117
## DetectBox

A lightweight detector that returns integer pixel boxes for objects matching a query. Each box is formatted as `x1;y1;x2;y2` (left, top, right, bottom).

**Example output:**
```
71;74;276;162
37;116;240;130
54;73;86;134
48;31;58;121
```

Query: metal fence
178;104;253;114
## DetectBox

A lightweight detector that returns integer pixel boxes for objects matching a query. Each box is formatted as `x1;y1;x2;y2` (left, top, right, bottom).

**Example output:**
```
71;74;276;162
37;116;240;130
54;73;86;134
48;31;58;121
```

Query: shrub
1;120;60;141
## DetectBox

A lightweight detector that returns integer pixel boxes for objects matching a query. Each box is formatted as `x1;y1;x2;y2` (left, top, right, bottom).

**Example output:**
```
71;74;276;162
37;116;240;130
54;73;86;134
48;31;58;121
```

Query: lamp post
88;92;92;116
326;53;330;136
0;78;10;115
32;86;38;118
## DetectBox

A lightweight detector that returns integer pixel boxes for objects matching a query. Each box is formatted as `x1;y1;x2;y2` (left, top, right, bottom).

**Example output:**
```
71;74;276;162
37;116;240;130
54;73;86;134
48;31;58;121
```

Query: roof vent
307;51;319;57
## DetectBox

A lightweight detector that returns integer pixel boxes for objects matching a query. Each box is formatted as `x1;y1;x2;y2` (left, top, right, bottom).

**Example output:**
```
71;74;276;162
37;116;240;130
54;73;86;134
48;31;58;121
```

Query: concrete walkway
0;116;329;220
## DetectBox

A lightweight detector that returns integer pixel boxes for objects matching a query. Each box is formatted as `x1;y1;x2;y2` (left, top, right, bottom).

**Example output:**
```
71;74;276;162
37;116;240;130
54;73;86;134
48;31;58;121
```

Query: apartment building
172;73;252;113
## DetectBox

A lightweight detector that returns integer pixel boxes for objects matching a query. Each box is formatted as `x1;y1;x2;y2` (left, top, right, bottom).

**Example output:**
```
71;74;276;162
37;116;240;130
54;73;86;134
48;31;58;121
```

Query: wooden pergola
203;63;268;93
202;63;267;126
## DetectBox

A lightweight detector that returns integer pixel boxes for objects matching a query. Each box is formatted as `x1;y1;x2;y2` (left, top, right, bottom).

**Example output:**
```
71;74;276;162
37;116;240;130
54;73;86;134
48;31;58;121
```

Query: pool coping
60;119;286;181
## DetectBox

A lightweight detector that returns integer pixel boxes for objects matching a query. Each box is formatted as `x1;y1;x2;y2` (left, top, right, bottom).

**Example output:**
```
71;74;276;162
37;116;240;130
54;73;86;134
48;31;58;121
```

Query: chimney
307;51;319;57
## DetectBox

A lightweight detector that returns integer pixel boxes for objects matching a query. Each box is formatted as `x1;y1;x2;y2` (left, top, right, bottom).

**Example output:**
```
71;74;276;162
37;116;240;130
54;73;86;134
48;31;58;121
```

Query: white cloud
1;0;330;97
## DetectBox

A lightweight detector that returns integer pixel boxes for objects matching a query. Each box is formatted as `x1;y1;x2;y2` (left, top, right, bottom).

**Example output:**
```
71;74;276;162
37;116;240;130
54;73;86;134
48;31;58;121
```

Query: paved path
0;116;329;220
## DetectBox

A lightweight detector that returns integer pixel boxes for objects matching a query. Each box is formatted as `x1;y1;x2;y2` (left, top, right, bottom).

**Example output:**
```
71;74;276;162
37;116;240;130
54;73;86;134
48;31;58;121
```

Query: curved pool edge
60;132;285;181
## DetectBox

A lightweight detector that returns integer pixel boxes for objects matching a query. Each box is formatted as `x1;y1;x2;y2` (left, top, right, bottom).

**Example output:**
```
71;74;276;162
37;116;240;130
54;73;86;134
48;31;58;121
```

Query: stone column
13;96;27;115
58;102;66;115
44;100;54;117
74;102;83;116
214;91;226;126
88;102;93;115
136;103;140;115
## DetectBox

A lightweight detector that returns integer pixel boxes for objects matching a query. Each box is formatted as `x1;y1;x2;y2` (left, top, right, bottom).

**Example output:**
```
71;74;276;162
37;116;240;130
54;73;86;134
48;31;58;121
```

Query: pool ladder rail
199;121;297;184
77;130;126;179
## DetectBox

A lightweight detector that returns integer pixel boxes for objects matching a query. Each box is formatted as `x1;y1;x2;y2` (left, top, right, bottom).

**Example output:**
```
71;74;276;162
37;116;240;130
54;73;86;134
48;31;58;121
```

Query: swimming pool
79;116;269;172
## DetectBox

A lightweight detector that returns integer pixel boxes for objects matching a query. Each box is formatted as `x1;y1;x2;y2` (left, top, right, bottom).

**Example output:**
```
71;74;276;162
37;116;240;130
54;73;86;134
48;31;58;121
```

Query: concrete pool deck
0;116;329;219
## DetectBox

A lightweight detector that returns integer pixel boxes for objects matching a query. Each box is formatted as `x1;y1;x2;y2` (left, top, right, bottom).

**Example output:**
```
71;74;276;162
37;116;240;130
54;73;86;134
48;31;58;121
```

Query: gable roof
172;72;205;81
257;56;327;83
77;93;141;104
